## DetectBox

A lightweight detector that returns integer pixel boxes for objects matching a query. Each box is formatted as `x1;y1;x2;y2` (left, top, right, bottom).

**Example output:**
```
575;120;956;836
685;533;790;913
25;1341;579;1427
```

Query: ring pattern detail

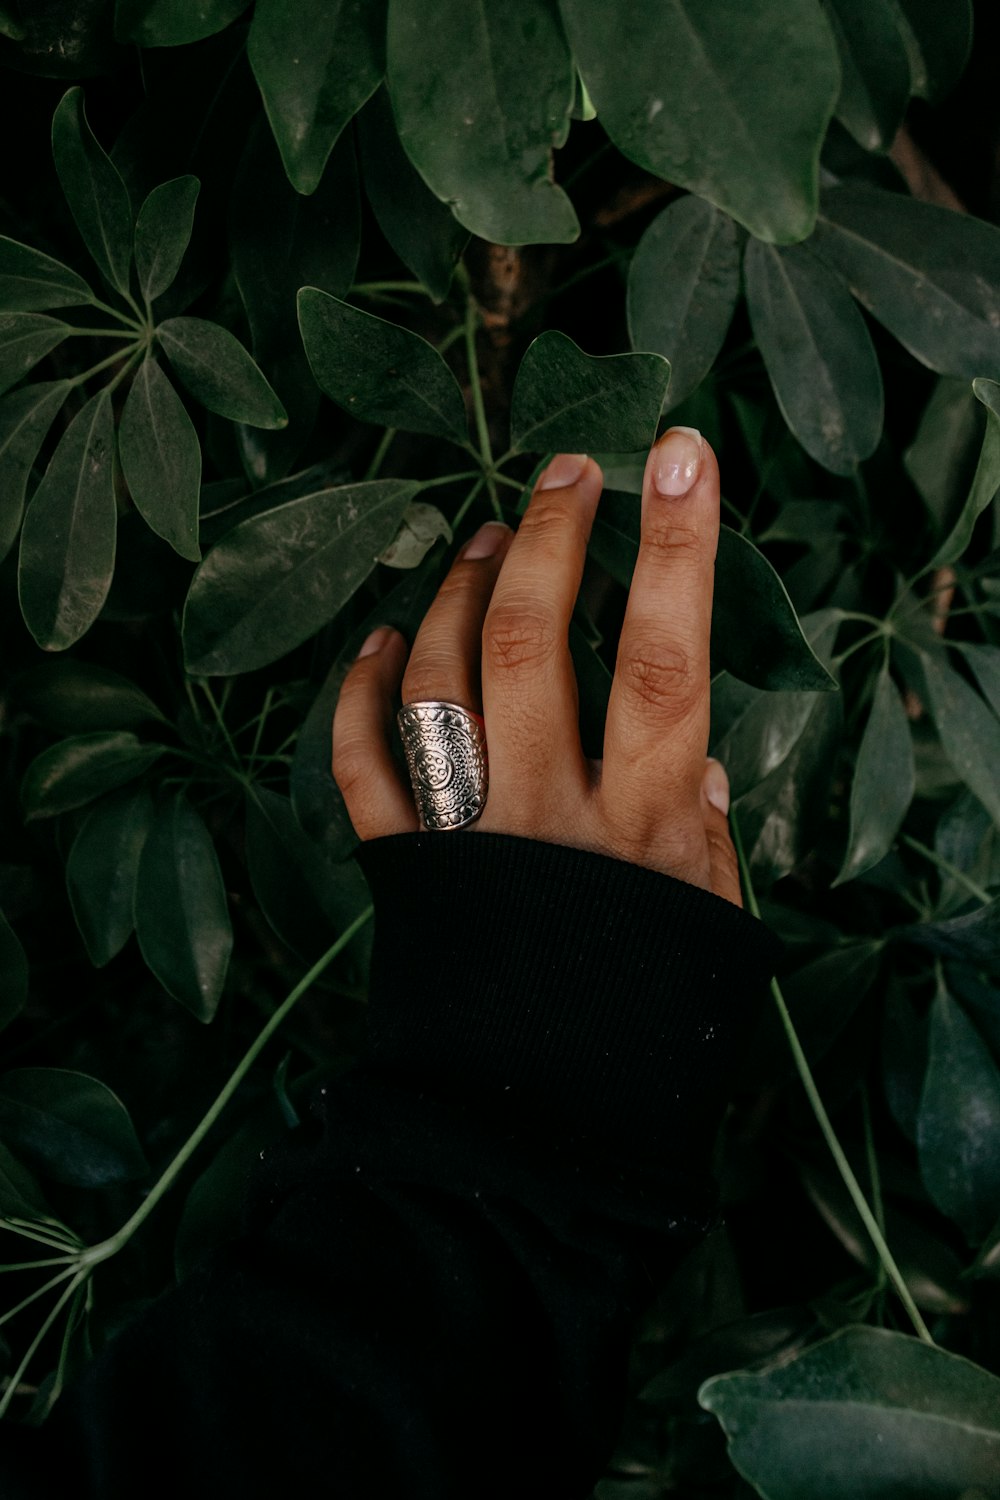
397;701;488;831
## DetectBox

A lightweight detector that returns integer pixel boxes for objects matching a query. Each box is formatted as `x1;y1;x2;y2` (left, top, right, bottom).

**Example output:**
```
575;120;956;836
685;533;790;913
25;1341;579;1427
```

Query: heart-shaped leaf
133;174;199;302
0;236;93;312
51;87;133;297
20;732;164;820
66;785;156;967
0;379;71;563
119;356;201;561
0;313;70;397
834;663;914;885
0;1068;148;1188
509;332;670;454
157;317;287;430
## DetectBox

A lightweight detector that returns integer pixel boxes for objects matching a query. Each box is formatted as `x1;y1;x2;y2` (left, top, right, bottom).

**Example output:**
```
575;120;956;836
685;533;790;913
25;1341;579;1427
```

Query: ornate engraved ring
397;701;488;831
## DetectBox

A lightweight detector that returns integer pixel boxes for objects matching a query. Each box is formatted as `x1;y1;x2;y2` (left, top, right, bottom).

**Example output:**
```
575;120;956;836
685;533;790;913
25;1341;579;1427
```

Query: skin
332;428;742;908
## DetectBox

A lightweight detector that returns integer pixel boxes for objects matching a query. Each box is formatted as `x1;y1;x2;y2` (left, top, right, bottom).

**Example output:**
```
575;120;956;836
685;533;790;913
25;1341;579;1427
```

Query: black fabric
0;832;780;1499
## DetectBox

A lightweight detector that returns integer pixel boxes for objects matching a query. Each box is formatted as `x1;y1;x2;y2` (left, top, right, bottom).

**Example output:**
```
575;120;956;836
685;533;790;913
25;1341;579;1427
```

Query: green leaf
66;786;156;967
920;650;1000;829
157;317;287;430
134;793;232;1022
928;379;1000;568
377;502;452;569
0;1143;53;1225
834;664;914;885
509;332;669;454
909;897;1000;979
0;313;69;397
0;3;24;40
133;174;199;302
17;388;117;650
0;907;28;1033
0;1068;148;1188
0;235;94;312
182;479;419;675
918;987;1000;1243
0;379;70;564
744;239;883;475
387;0;577;246
893;0;973;102
700;1325;1000;1498
904;376;984;537
298;288;468;443
956;642;1000;719
561;0;839;244
118;356;201;561
51;87;132;297
115;0;247;47
12;659;165;732
812;187;1000;379
248;0;385;196
747;938;883;1082
358;86;467;303
825;0;911;153
627;197;740;412
20;732;164;820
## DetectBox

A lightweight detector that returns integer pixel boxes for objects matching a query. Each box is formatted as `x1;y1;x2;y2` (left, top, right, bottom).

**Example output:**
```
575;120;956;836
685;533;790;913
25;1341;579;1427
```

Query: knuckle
642;516;704;561
518;495;576;546
484;603;558;677
621;636;701;722
401;658;462;705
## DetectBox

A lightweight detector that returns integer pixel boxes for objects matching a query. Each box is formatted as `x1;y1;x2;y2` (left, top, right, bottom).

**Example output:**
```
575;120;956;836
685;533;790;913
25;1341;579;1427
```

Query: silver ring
397;700;488;831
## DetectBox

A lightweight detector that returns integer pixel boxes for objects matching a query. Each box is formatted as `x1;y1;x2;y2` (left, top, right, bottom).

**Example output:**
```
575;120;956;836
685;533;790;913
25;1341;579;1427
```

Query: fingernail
462;522;510;560
704;757;730;816
357;626;391;659
653;427;703;498
537;453;587;490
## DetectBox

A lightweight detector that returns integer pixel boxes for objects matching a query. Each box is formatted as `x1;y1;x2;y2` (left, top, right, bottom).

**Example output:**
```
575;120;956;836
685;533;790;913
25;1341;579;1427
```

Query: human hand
332;429;741;906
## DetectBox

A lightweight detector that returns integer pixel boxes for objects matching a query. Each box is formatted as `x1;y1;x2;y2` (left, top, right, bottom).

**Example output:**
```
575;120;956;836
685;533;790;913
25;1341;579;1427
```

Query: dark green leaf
51;87;132;297
0;908;28;1033
904;376;984;536
744;239;883;475
119;356;201;561
0;235;94;312
908;897;1000;979
812;187;1000;379
0;379;70;563
377;502;452;569
183;479;419;675
918;987;1000;1242
0;1068;148;1188
134;793;232;1022
627;196;740;411
115;0;247;47
248;0;385;195
920;649;1000;828
0;4;23;40
561;0;839;244
133;174;199;302
929;379;1000;568
509;332;669;454
700;1325;1000;1497
20;732;164;820
893;0;973;102
357;86;467;303
957;642;1000;719
17;388;117;650
834;665;914;884
157;317;287;430
298;288;467;443
12;659;165;732
0;313;69;396
66;786;155;966
825;0;911;153
0;1143;53;1225
747;939;883;1082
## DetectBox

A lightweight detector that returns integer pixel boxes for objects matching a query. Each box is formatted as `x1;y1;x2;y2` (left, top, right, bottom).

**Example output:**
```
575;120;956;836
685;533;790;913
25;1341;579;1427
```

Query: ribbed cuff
354;832;781;1169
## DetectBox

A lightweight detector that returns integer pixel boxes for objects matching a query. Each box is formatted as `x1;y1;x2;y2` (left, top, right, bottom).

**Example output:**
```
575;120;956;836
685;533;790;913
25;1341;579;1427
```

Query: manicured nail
462;521;510;559
357;626;391;659
537;453;587;490
703;757;730;816
653;426;703;498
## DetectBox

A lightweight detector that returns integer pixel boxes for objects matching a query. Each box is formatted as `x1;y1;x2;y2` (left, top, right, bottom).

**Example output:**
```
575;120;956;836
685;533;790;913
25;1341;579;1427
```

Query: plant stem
900;833;993;907
0;1265;78;1331
0;1272;84;1420
0;1257;78;1274
452;477;486;531
365;428;397;481
415;470;479;493
460;279;502;520
351;280;427;297
85;295;143;331
69;344;141;387
65;326;140;340
732;813;934;1345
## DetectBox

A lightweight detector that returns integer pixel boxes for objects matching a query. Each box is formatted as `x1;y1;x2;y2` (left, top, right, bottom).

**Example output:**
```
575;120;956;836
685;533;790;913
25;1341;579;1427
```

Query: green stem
69;343;141;387
900;833;993;907
732;813;934;1345
0;1265;77;1331
365;428;397;481
85;295;143;331
452;477;486;531
0;1272;84;1420
1;1220;80;1252
861;1087;888;1303
461;281;502;521
351;280;427;297
66;326;140;340
492;472;524;494
198;681;242;770
248;687;275;764
414;470;480;493
0;1256;78;1274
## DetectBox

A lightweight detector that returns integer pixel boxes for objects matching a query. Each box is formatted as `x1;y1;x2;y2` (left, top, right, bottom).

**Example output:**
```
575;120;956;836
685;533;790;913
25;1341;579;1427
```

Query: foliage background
1;0;1000;1492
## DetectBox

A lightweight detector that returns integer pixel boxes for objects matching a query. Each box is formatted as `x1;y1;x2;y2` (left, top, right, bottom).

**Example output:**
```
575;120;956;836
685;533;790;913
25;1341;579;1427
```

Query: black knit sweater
2;831;779;1498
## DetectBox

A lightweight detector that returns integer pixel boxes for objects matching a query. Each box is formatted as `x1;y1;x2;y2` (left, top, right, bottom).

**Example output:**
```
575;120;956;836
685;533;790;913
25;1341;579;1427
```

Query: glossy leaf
21;732;164;820
357;86;467;302
509;332;669;454
183;479;419;675
918;987;1000;1243
627;197;740;412
0;379;70;563
921;649;1000;829
133;174;199;302
826;0;911;153
13;660;165;732
157;317;287;430
17;388;117;650
377;502;452;569
51;87;132;297
894;0;973;102
561;0;839;244
0;1068;147;1188
904;376;984;536
0;1143;52;1225
115;0;247;47
744;239;883;475
929;379;1000;568
909;897;1000;979
119;356;201;560
0;908;28;1033
957;642;1000;719
134;793;232;1022
298;288;467;443
834;665;913;884
0;236;94;312
249;0;385;195
0;313;69;397
66;786;155;966
812;188;1000;379
387;0;577;246
700;1325;1000;1497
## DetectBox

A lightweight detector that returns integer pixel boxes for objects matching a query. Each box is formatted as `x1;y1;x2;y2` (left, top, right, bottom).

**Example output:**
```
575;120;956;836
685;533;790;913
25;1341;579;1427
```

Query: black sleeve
1;832;780;1500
